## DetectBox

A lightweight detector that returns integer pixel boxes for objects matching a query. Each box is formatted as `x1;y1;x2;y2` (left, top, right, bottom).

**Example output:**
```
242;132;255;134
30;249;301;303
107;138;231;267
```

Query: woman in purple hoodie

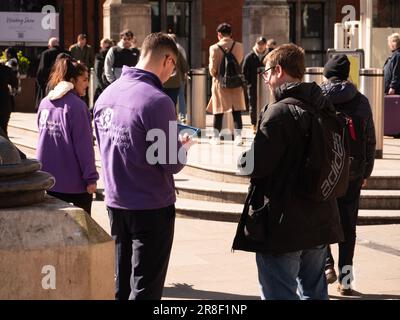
36;54;99;215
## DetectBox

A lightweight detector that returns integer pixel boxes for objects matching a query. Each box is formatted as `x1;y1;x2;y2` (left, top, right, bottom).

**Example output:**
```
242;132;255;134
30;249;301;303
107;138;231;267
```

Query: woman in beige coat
207;23;246;145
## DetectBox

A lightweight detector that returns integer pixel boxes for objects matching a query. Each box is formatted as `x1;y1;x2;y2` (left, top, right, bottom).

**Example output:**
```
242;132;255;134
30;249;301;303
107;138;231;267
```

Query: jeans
256;245;328;300
178;83;186;117
107;205;175;300
212;111;243;138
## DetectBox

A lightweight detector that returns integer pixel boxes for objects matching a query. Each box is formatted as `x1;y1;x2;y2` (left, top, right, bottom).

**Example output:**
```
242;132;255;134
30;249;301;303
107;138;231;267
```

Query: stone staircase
7;112;400;225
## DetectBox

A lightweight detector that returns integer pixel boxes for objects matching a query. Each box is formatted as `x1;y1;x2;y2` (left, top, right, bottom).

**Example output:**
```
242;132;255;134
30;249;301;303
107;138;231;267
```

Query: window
373;0;400;28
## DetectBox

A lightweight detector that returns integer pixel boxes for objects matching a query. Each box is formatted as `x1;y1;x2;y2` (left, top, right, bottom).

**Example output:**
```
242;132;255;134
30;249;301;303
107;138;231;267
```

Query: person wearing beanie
323;54;350;80
320;54;376;296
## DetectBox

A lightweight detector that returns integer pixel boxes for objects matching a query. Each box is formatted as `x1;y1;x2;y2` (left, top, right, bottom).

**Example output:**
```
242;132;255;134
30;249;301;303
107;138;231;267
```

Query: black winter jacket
243;49;267;90
233;82;344;254
384;48;400;94
320;80;376;179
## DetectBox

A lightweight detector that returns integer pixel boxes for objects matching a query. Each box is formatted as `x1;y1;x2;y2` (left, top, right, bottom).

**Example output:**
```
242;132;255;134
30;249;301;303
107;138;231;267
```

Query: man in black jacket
233;44;344;300
0;63;18;136
36;37;68;110
384;33;400;94
243;37;268;133
94;38;113;104
321;54;376;295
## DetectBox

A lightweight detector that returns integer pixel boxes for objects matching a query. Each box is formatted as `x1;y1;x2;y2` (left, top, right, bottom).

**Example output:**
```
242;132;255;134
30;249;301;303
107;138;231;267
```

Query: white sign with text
0;11;59;43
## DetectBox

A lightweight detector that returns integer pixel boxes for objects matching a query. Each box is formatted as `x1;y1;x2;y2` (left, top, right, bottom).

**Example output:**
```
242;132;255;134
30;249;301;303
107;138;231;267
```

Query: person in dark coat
36;37;68;110
94;38;113;104
233;44;344;300
243;37;268;133
0;63;18;136
321;54;376;296
383;32;400;95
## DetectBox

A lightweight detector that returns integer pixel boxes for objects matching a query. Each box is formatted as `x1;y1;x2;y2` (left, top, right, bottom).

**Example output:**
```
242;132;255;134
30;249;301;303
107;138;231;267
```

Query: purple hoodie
93;66;187;210
36;86;99;193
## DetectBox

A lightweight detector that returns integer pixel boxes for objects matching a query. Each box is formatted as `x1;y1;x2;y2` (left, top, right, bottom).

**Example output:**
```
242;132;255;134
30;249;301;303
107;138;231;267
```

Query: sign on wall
336;0;360;23
0;10;59;44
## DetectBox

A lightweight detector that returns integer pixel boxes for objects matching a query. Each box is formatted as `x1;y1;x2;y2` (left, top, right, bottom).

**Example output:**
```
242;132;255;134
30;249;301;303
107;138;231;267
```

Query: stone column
0;196;114;299
242;0;290;55
103;0;151;47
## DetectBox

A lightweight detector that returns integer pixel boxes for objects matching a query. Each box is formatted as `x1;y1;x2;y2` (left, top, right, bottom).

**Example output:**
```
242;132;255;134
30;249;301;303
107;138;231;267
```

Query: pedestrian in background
243;36;268;134
69;34;95;69
36;37;68;110
94;38;113;104
36;54;98;215
104;30;140;84
207;22;246;146
384;32;400;95
266;38;277;53
0;63;18;136
163;33;189;116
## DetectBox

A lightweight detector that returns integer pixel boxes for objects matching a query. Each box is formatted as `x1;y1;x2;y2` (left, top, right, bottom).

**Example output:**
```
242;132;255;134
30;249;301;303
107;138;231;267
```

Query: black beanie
323;54;350;80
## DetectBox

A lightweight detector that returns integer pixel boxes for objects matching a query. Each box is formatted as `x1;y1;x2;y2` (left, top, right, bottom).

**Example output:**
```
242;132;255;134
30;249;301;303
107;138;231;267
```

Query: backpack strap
217;41;236;54
280;97;310;136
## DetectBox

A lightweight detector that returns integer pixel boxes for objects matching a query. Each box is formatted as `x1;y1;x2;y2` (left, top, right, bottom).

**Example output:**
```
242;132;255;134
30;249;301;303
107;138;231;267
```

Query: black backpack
283;97;350;202
217;42;244;88
335;93;367;181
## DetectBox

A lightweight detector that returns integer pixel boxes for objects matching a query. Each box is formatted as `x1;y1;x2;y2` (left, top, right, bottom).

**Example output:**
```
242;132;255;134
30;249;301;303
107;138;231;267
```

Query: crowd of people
6;25;400;301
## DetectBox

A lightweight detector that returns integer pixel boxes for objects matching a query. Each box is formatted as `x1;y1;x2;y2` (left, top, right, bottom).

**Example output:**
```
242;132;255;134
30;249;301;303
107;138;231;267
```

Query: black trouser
47;191;93;215
326;177;363;282
0;111;11;137
247;87;258;126
107;205;175;300
213;111;243;137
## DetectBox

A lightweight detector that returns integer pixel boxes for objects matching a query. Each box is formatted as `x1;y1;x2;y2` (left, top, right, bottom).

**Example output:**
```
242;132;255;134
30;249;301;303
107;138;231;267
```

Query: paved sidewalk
92;201;400;300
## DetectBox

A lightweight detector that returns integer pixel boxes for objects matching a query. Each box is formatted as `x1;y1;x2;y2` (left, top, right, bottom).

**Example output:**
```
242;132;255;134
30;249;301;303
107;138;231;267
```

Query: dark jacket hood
274;81;336;117
320;80;358;106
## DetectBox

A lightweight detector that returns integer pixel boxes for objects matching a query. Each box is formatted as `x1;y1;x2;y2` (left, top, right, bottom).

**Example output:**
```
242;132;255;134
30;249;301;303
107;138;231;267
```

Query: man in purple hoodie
94;33;192;300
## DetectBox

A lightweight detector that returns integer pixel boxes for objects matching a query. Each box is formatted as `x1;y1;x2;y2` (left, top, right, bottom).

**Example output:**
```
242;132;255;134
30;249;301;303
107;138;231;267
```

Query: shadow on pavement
330;289;400;300
163;283;260;300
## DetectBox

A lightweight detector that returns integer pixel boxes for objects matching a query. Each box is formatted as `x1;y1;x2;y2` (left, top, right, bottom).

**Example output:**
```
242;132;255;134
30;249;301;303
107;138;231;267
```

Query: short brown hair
264;43;305;80
216;23;232;36
140;32;178;59
48;54;88;90
120;29;134;39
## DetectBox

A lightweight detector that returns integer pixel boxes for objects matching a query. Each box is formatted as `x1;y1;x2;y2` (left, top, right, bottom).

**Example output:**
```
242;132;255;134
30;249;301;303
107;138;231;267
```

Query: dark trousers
163;87;180;107
326;177;363;282
247;87;258;126
213;111;243;137
107;205;175;300
47;191;93;215
0;111;11;137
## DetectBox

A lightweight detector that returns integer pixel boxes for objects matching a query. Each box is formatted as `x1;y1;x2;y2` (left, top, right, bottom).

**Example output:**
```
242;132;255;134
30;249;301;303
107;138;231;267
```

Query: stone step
174;198;400;225
175;173;400;210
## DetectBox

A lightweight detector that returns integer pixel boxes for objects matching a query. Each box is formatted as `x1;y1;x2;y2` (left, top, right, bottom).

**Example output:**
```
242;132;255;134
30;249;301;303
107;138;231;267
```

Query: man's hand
388;88;396;95
180;133;196;151
87;183;97;194
362;179;367;188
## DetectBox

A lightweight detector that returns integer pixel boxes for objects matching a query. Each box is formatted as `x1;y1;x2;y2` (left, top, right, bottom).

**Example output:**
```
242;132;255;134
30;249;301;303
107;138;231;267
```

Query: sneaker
337;283;353;296
234;135;243;146
325;265;337;284
209;137;221;145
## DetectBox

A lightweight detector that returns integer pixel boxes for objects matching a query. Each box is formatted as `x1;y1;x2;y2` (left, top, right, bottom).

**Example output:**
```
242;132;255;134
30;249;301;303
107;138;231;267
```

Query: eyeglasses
260;65;275;82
